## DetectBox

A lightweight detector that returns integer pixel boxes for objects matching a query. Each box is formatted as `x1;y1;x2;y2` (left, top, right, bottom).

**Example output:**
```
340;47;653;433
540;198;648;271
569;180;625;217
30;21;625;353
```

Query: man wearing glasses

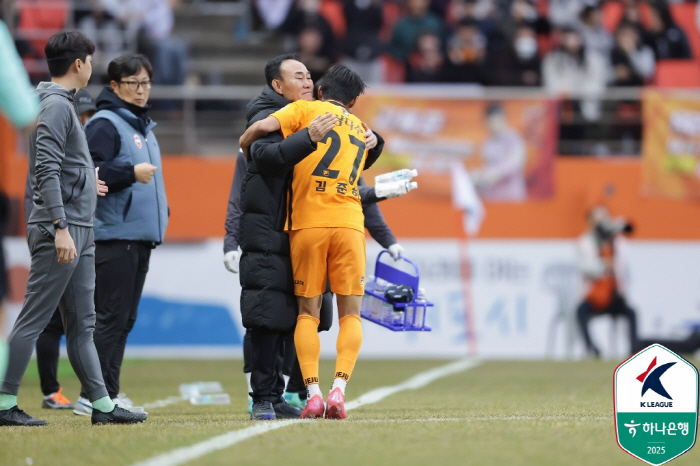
72;53;167;415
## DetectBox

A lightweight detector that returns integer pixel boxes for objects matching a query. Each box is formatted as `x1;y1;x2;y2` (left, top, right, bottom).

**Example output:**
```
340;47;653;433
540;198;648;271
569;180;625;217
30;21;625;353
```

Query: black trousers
35;307;64;396
577;293;638;357
244;290;335;398
81;240;151;399
249;327;291;403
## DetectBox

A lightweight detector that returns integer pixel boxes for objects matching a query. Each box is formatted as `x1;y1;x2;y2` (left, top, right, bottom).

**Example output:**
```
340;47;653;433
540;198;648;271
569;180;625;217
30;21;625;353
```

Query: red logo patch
133;134;143;149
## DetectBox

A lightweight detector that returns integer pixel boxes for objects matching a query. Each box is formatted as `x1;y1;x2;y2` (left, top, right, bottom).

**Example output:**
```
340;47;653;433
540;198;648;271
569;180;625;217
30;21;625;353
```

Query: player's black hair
45;31;95;78
317;65;366;106
108;53;153;82
313;78;323;100
264;53;300;88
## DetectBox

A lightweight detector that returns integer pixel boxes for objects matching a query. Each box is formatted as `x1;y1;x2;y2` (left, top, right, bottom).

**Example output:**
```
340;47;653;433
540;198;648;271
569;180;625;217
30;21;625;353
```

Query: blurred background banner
354;91;557;202
642;90;700;201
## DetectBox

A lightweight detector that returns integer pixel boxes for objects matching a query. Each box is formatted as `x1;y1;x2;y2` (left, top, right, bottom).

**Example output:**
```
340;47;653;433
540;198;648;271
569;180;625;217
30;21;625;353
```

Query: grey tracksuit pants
0;223;108;401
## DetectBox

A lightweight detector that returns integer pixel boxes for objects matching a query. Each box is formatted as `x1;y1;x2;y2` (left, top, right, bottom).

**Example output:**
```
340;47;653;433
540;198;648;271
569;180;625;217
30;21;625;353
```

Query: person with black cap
22;88;97;411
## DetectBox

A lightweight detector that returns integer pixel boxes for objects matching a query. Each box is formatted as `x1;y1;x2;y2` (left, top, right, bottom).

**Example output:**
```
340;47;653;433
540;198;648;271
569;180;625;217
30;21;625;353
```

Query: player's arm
249;112;338;177
239;116;282;157
363;199;397;249
358;176;385;206
363;124;385;171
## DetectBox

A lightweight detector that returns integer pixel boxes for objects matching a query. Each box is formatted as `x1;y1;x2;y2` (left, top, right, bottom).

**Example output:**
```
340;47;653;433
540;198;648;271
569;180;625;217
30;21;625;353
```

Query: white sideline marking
347;415;610;423
142;396;185;410
131;358;481;466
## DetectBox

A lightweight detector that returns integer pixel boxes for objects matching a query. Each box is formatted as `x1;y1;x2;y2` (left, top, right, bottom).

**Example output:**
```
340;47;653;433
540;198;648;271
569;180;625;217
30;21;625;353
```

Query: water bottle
189;393;231;405
374;180;418;199
375;169;418;184
179;382;224;399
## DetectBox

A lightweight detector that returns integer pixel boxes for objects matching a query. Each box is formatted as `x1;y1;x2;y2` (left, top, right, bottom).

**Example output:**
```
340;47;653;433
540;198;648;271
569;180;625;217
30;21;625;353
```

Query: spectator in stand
78;1;126;82
296;26;333;82
103;0;188;86
495;0;550;43
644;0;692;59
488;23;541;86
543;27;607;122
442;19;488;83
340;0;384;84
406;32;446;82
610;22;655;86
279;0;336;65
387;0;445;61
579;5;613;59
448;0;497;43
548;0;588;29
255;0;295;31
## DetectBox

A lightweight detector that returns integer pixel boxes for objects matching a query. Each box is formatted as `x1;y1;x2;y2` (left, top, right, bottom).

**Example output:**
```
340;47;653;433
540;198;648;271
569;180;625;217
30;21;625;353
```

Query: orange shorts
288;227;366;297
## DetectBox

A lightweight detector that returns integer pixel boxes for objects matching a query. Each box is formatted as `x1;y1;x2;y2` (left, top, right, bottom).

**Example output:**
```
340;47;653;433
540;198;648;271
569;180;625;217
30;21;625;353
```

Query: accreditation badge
614;344;698;465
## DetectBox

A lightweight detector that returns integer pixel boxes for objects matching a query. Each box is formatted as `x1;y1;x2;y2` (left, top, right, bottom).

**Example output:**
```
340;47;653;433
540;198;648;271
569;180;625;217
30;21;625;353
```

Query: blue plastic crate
360;250;433;331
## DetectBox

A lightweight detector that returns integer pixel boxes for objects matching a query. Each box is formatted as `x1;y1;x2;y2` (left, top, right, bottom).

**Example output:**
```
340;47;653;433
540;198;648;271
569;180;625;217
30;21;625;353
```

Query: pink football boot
324;388;347;419
300;394;325;419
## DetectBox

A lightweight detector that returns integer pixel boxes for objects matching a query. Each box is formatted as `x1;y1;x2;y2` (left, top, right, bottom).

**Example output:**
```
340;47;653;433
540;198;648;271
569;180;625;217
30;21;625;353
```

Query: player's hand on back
308;113;338;143
362;122;377;150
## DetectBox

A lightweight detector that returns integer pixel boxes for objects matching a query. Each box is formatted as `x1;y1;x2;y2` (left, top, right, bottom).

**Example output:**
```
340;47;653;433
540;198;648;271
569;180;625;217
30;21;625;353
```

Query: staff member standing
0;32;145;426
74;53;167;413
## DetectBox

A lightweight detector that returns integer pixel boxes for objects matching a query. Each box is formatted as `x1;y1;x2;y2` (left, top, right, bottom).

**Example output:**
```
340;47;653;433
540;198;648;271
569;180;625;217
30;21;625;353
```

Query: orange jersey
271;100;368;232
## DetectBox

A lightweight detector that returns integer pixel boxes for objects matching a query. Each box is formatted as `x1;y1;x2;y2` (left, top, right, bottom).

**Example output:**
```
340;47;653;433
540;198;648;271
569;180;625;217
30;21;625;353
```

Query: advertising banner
3;238;700;359
642;90;700;201
354;92;557;202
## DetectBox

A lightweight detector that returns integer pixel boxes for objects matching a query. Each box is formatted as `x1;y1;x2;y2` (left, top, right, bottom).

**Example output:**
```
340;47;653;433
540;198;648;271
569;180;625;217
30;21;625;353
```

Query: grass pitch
1;358;698;466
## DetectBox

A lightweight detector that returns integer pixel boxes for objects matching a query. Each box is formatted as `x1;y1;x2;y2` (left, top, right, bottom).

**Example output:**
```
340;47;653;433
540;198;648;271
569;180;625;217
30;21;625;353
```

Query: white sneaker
73;396;93;416
113;393;146;414
115;393;134;408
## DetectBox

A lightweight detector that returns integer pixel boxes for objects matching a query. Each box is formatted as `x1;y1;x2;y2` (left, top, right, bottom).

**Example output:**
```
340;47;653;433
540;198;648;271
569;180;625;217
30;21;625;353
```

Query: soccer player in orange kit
239;65;378;419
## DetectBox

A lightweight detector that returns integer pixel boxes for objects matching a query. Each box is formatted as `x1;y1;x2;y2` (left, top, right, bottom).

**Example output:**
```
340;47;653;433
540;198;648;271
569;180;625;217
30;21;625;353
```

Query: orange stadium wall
2;116;699;240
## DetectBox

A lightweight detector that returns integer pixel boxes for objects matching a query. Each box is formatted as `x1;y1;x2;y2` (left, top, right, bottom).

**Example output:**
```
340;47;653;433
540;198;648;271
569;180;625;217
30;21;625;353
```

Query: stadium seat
379;0;402;42
670;3;700;59
17;0;69;53
602;1;624;33
380;54;406;83
319;0;346;39
653;60;700;88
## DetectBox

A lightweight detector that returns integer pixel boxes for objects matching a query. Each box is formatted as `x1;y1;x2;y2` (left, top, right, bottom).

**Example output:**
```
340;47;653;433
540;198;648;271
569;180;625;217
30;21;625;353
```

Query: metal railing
78;84;653;155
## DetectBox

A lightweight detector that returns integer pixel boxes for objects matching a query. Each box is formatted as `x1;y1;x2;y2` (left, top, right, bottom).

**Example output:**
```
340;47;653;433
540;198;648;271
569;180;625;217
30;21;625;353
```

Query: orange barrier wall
2;135;700;240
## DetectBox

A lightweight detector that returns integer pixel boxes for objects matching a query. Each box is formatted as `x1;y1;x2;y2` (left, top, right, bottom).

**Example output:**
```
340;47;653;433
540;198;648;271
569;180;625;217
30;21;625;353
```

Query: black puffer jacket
239;86;384;331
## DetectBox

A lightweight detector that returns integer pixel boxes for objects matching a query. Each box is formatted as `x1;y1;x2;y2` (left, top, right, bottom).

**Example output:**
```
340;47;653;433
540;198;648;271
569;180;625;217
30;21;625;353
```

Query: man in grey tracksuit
0;31;146;426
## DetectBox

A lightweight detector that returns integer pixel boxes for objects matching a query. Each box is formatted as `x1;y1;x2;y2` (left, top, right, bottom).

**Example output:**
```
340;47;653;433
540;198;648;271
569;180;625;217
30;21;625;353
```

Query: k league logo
614;344;699;465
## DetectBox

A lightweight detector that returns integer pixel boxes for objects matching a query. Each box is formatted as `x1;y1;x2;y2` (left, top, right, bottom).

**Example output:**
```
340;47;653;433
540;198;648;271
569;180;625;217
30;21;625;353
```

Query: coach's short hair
264;53;300;88
108;53;153;82
318;65;366;106
45;32;95;78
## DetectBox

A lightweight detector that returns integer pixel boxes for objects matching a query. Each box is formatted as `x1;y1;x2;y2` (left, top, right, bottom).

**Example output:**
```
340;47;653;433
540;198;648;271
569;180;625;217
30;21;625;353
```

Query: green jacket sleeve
0;20;39;128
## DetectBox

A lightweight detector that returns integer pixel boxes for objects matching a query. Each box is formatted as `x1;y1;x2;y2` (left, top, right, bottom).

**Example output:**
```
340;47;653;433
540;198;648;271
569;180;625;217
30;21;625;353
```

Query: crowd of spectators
264;0;697;87
4;0;187;85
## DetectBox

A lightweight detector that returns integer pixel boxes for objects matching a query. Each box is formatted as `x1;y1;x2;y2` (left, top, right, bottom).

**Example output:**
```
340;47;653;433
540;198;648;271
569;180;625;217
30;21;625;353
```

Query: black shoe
250;400;276;421
91;405;147;425
0;406;47;426
273;400;302;419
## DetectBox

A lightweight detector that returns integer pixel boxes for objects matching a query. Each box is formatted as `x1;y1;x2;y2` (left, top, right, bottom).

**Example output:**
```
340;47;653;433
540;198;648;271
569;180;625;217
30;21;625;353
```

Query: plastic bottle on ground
190;393;231;405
